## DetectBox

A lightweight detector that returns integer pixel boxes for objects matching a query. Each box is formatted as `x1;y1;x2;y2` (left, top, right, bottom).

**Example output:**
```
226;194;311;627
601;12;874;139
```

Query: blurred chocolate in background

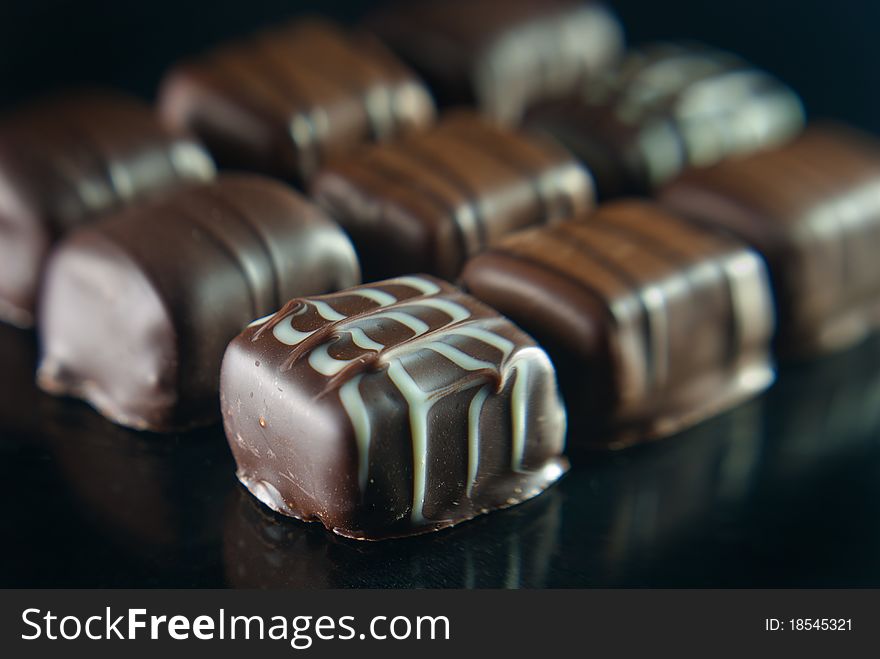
0;1;876;135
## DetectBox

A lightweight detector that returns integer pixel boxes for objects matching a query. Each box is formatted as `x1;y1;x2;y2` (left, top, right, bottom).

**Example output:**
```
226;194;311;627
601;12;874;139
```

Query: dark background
0;1;877;134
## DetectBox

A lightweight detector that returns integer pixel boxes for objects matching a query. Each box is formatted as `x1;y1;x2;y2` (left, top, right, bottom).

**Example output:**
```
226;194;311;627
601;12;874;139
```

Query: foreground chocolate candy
0;91;215;328
461;200;776;448
159;18;435;185
37;174;360;431
220;275;568;540
525;43;804;199
311;112;594;280
369;0;623;123
661;124;880;358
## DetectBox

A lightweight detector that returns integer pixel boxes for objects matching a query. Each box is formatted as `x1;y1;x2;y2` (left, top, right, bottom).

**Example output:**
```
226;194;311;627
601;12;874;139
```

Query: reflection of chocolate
603;337;880;586
462;200;775;447
311;112;594;281
37;174;360;432
525;43;804;199
223;480;563;587
0;91;215;327
0;320;235;585
159;19;435;185
759;335;880;481
661;125;880;358
46;400;233;563
593;399;765;577
368;0;623;123
221;275;567;540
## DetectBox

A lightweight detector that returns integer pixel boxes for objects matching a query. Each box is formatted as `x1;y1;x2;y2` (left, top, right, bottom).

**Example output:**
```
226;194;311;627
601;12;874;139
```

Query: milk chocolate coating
220;275;568;540
368;0;623;123
660;124;880;358
311;112;594;281
525;43;804;199
37;174;360;432
461;200;776;448
0;91;216;328
159;18;436;185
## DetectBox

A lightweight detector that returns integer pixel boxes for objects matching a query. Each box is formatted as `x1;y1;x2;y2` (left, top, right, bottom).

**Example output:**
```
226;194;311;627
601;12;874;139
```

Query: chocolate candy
525;43;804;199
461;200;776;448
37;174;360;432
660;124;880;358
159;19;435;185
310;112;594;281
369;0;623;123
0;91;215;328
220;275;568;540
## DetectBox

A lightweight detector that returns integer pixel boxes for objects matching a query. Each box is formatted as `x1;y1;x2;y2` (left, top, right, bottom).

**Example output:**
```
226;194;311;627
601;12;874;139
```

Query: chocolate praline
220;275;568;540
0;90;215;327
37;174;360;431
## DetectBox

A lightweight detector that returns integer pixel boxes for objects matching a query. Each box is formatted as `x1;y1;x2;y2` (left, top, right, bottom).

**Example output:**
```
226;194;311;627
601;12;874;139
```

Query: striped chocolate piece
37;174;360;432
0;91;215;328
220;275;568;540
461;200;775;448
159;18;435;185
525;43;804;199
310;111;594;281
661;124;880;358
368;0;623;123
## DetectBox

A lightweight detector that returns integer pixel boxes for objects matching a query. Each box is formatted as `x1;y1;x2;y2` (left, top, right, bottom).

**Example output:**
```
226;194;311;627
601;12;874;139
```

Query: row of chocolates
1;1;878;539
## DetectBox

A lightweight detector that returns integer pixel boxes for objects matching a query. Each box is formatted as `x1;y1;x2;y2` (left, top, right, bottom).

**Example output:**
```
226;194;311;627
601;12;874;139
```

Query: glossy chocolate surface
0;91;215;327
369;0;623;123
661;124;880;358
311;112;594;281
461;200;776;447
37;174;360;431
159;18;435;184
525;43;804;199
220;275;567;540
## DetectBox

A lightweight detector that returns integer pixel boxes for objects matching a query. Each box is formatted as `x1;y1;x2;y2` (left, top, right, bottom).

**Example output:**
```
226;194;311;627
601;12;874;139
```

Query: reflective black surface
2;323;880;587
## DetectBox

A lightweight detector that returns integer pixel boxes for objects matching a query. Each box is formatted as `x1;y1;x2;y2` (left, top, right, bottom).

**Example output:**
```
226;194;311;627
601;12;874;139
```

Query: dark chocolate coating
159;18;436;185
461;200;775;448
524;43;804;199
310;111;594;281
660;124;880;358
220;275;568;540
37;174;360;431
368;0;623;123
0;91;215;327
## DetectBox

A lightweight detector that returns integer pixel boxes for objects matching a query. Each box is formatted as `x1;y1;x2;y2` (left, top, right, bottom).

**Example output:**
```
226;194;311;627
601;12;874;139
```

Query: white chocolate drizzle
361;310;430;337
247;313;274;328
272;305;314;345
260;276;540;523
353;288;397;306
509;352;537;472
309;343;359;376
383;275;441;295
311;300;346;321
466;385;491;496
385;361;431;523
338;375;371;492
